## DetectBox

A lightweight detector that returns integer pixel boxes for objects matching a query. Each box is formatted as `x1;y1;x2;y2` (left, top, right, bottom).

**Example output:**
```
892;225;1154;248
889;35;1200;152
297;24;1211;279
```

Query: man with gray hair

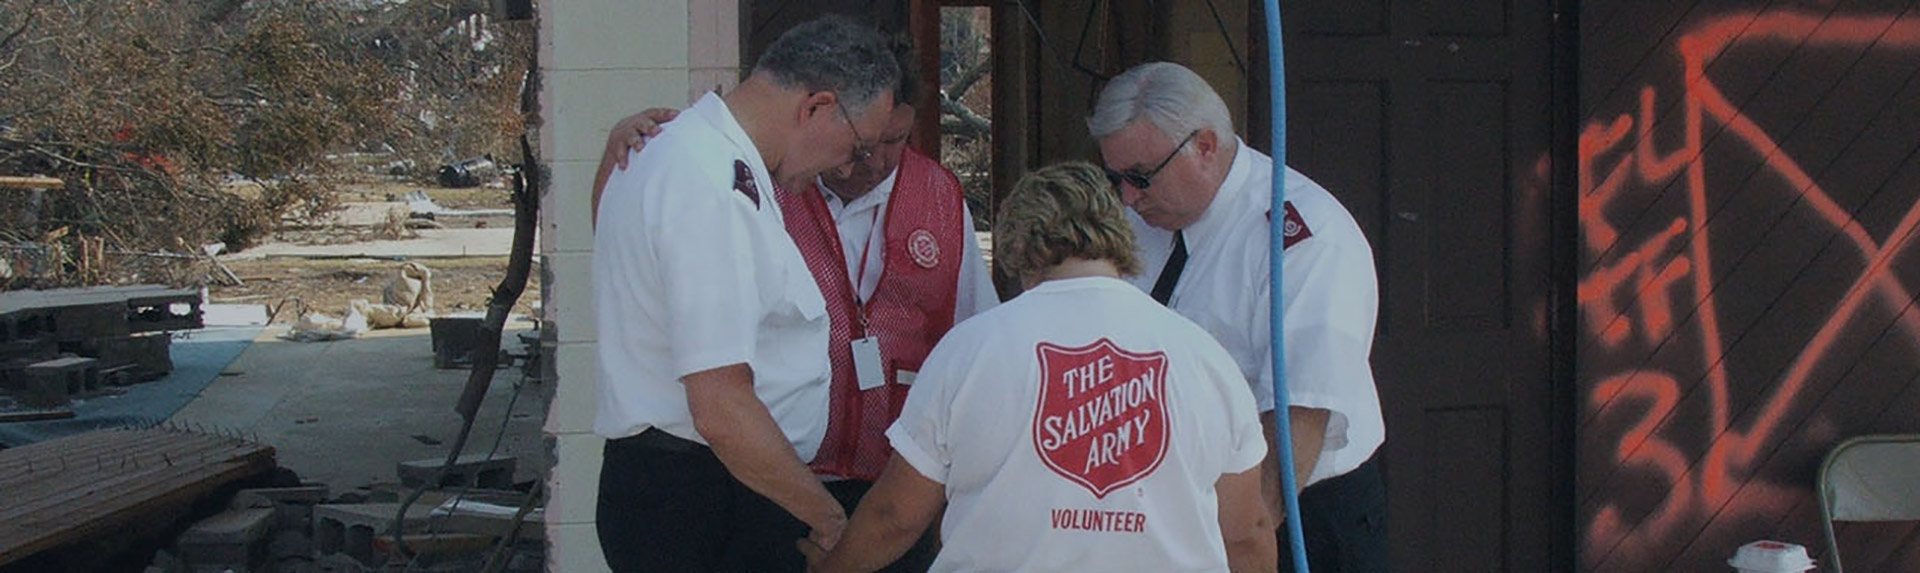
591;15;898;572
1090;61;1389;572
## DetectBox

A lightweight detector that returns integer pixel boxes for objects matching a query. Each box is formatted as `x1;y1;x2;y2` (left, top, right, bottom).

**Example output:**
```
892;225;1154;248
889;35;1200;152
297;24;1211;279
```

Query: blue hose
1264;1;1311;571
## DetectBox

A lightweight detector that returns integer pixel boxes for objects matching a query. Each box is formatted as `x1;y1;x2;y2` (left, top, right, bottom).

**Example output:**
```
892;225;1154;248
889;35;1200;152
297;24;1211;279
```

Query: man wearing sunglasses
590;15;900;572
1090;62;1388;573
593;37;995;573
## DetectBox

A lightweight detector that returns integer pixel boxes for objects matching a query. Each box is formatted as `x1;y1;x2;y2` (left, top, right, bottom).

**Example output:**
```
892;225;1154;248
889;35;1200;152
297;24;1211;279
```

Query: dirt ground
208;184;538;322
210;256;540;322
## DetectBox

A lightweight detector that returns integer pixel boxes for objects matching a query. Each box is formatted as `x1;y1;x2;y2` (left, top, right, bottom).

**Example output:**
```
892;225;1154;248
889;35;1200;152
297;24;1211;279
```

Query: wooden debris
0;410;74;423
0;177;64;190
371;532;498;559
0;427;276;566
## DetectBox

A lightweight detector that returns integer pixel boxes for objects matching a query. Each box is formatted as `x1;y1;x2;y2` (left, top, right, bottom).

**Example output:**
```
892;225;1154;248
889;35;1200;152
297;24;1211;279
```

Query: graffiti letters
1580;10;1920;570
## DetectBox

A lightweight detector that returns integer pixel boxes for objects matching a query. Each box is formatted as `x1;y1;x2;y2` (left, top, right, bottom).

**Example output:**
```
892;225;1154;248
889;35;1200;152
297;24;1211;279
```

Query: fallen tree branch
0;7;35;53
946;53;990;102
940;89;992;141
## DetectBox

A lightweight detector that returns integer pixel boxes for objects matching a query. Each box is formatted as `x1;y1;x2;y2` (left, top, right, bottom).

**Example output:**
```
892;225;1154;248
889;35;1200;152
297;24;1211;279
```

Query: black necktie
1151;231;1188;305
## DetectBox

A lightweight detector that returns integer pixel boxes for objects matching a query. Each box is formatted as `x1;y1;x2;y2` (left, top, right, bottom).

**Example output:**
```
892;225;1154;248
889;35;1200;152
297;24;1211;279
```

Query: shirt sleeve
655;166;769;379
953;203;1000;322
1195;334;1269;474
886;325;972;484
1257;235;1378;453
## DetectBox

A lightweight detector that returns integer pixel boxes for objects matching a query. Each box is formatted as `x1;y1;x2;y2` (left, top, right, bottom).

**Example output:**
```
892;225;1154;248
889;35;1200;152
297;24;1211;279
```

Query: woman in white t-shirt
803;162;1276;573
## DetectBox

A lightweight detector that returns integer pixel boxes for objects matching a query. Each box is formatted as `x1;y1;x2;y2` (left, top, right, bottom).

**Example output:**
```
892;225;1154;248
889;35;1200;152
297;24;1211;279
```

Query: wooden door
1268;0;1570;570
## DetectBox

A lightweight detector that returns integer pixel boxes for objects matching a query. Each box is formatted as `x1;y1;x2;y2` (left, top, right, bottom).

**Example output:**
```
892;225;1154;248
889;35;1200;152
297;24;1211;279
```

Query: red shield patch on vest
1031;339;1171;499
907;228;940;268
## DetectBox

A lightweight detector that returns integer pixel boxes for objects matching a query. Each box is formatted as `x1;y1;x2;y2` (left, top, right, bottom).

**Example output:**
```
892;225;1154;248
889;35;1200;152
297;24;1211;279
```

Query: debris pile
0;427;544;572
0;285;202;411
281;263;436;342
0;427;277;571
149;454;543;572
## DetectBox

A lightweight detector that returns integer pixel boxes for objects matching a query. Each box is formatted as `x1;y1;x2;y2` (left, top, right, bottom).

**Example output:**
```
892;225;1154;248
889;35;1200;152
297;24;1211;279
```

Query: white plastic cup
1728;540;1816;573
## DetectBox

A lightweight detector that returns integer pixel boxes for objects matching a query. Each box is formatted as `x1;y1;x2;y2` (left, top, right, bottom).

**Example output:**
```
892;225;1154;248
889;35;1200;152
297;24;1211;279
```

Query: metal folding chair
1818;434;1920;572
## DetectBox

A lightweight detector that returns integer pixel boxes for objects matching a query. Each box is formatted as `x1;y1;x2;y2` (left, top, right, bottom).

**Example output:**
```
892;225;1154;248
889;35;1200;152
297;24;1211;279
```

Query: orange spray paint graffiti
1579;10;1920;570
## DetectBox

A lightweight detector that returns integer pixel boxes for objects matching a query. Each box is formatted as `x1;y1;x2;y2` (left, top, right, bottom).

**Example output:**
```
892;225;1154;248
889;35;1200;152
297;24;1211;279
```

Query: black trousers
823;479;941;572
597;429;811;573
1279;451;1390;573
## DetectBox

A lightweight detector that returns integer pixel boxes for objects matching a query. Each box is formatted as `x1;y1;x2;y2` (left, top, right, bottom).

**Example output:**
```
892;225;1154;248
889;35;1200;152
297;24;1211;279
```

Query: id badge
852;336;886;391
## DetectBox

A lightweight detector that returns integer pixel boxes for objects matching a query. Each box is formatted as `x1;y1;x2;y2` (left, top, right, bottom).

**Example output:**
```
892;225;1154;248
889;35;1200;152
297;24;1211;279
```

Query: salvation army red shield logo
1031;339;1170;499
907;229;940;268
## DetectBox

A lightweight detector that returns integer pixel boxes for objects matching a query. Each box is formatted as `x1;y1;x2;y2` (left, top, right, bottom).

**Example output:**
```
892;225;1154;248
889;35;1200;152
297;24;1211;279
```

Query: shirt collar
1028;275;1136;295
685;92;774;201
817;167;899;217
1182;138;1259;254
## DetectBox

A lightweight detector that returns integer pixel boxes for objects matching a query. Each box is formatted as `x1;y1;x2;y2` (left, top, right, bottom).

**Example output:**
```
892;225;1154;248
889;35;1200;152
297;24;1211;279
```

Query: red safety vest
778;147;967;481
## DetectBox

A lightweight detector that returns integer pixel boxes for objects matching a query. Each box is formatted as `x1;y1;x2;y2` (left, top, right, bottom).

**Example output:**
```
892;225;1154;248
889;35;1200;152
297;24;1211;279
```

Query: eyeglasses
1104;130;1199;191
836;100;875;164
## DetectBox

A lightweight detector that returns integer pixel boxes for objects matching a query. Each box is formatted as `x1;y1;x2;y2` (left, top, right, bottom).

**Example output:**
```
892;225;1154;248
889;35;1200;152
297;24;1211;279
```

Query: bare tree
939;8;993;226
0;0;530;288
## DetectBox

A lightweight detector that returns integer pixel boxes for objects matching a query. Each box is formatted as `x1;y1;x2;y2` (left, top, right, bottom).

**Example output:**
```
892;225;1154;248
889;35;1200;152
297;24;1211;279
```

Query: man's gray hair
1088;62;1236;151
752;16;900;117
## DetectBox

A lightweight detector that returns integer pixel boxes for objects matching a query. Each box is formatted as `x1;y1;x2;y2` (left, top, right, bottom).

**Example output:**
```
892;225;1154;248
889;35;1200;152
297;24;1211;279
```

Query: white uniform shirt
1126;141;1385;486
819;172;999;321
591;93;831;461
887;277;1266;572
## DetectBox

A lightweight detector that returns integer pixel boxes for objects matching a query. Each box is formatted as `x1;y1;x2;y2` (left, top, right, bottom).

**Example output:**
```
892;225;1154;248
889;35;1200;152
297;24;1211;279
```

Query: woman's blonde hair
993;161;1141;284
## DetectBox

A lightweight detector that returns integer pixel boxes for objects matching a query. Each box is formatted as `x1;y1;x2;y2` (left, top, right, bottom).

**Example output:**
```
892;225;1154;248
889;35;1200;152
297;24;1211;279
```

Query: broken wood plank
0;410;74;423
0;428;275;566
0;433;254;514
0;176;63;190
371;532;500;558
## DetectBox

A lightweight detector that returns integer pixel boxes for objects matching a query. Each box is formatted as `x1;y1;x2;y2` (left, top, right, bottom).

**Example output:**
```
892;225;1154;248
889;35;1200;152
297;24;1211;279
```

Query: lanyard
848;205;882;332
851;206;882;304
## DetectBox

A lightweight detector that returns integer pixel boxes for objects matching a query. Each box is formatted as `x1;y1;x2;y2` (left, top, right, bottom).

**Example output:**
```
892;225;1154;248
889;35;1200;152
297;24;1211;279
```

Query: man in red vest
594;42;997;572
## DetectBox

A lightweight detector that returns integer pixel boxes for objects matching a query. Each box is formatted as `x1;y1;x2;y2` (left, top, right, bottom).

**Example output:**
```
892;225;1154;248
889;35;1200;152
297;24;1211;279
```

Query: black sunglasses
835;99;875;164
1105;130;1199;191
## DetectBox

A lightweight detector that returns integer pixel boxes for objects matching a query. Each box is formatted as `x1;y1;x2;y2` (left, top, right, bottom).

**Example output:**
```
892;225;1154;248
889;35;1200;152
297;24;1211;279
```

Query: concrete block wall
538;1;741;570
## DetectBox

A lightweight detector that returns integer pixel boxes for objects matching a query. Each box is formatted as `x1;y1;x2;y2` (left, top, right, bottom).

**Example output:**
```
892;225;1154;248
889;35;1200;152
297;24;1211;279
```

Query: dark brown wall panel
1578;2;1920;571
1425;406;1509;573
1426;80;1511;329
1428;0;1507;38
1290;82;1388;247
1290;0;1386;37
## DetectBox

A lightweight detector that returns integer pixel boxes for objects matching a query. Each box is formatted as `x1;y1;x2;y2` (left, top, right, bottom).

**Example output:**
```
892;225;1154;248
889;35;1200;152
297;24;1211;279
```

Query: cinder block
127;295;203;333
0;337;55;363
236;484;331;532
312;503;439;566
26;356;99;394
76;333;172;381
178;507;274;572
398;454;517;489
2;311;55;342
0;357;51;404
430;317;485;369
436;498;546;542
6;356;95;407
51;303;128;340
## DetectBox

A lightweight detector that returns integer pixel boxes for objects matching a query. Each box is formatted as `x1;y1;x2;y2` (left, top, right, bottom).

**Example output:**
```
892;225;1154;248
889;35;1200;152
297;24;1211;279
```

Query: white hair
1088;62;1237;153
